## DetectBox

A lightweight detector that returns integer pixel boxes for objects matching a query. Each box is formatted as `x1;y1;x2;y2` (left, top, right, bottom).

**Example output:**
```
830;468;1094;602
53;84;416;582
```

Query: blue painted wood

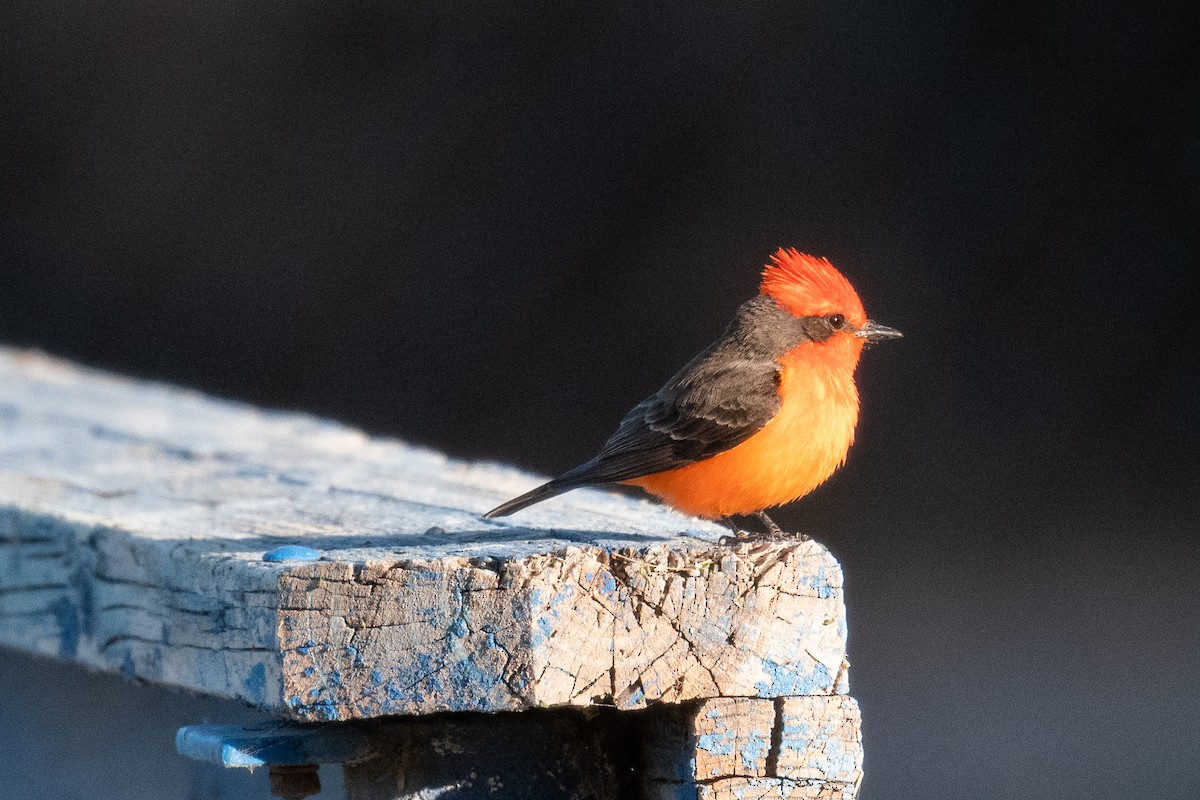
262;545;322;563
176;722;373;769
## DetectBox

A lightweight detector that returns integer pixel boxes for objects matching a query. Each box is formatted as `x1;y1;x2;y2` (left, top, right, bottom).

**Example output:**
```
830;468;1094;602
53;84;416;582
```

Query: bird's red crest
760;248;866;324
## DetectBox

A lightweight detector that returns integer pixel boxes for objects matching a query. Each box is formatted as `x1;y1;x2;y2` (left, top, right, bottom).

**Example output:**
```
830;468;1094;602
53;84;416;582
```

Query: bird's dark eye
827;314;845;329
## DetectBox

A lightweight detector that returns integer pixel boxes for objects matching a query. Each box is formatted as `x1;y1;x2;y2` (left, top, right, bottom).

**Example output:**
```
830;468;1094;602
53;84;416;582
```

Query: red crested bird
485;248;901;534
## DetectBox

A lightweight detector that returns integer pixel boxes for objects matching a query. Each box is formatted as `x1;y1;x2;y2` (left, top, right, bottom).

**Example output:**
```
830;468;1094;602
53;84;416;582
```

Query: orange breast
627;346;860;518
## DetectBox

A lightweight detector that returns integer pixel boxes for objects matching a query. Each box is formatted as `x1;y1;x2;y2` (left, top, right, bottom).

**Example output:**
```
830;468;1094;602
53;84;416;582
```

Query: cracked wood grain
276;539;846;719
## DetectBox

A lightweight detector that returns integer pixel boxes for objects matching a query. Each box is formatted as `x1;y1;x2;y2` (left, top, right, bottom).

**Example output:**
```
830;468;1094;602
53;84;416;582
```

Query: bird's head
760;248;902;349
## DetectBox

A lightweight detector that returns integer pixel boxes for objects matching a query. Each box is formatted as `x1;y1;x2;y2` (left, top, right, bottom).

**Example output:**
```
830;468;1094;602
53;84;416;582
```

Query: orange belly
627;351;860;518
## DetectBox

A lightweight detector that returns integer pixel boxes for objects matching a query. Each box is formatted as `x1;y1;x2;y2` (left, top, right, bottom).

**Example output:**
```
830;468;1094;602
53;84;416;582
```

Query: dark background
1;2;1197;798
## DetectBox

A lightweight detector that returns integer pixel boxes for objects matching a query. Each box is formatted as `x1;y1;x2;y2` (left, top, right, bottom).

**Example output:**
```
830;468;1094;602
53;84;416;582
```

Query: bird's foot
718;531;811;545
716;512;809;545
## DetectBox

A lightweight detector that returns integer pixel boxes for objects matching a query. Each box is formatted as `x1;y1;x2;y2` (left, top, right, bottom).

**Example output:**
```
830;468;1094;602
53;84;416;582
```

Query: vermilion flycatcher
485;248;901;534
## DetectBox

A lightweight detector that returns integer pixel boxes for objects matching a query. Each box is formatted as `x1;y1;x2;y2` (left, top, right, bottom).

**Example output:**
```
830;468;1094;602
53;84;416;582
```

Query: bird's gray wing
483;295;817;518
561;354;782;484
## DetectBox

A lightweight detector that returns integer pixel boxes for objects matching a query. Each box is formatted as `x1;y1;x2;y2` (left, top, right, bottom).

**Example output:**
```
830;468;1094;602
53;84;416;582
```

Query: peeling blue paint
779;717;859;777
782;720;814;742
754;661;832;696
286;687;342;721
531;615;554;648
242;663;267;704
813;738;857;775
449;617;469;638
262;545;320;563
448;656;498;700
738;731;770;768
800;567;835;599
552;584;575;605
344;644;364;667
283;701;337;720
696;729;734;756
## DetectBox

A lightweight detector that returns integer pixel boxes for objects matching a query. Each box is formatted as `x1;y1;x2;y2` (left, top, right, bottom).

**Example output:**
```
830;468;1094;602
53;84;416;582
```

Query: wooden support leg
340;708;639;800
640;697;863;799
269;764;321;800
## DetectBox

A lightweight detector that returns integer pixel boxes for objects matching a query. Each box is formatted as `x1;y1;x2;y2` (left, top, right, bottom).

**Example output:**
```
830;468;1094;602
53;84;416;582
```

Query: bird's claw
718;530;810;546
716;511;807;545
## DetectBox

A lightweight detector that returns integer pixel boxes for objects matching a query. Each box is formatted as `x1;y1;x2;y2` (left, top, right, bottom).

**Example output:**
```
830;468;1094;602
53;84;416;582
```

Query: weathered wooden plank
0;348;851;723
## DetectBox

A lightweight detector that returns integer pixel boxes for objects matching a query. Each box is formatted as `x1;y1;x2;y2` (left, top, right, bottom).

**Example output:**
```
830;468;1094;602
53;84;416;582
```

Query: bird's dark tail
483;478;580;519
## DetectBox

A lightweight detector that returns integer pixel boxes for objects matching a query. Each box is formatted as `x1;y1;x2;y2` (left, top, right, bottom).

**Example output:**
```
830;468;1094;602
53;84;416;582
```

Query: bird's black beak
854;321;903;342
